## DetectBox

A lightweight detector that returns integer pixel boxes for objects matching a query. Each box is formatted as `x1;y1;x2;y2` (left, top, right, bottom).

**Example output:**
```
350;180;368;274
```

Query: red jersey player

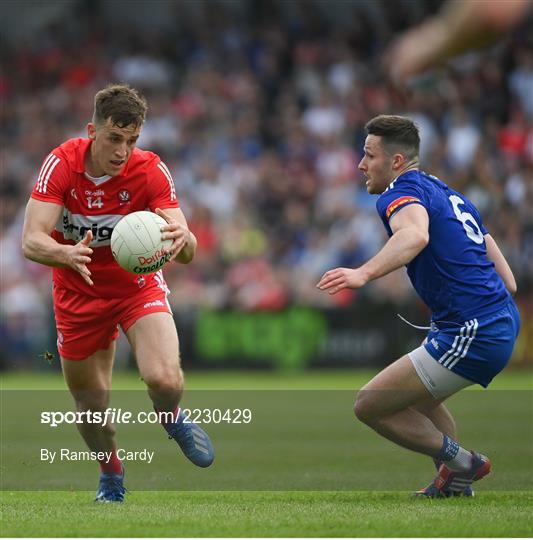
22;84;214;502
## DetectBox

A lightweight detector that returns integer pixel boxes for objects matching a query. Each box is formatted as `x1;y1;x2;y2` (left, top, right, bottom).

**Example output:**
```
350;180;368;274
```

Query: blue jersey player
317;115;520;498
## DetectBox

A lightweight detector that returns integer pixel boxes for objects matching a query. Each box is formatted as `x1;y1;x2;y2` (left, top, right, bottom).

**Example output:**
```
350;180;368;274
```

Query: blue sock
436;434;460;462
436;434;473;471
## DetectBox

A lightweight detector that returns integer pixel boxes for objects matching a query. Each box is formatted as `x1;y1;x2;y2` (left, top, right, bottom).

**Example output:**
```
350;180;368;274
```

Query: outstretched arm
484;234;517;296
317;204;429;294
387;0;531;83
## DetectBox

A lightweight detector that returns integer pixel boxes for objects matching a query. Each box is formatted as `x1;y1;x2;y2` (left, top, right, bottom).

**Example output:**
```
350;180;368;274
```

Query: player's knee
144;368;184;395
72;389;110;413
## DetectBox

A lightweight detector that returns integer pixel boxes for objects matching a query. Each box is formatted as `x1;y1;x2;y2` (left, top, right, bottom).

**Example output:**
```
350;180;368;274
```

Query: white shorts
409;345;473;399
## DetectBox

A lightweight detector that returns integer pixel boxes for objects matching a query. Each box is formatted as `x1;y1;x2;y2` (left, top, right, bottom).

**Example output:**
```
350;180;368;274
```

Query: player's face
87;118;141;176
358;135;395;194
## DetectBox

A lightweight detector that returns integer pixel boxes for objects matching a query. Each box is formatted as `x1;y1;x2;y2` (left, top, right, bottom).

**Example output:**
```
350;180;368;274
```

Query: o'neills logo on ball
133;249;171;274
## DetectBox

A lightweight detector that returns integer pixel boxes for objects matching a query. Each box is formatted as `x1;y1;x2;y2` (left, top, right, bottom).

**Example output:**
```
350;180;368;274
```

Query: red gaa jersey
31;138;179;298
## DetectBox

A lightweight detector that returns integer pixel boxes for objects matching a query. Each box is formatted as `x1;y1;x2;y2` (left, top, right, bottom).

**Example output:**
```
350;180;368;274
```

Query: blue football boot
95;470;126;502
165;410;214;468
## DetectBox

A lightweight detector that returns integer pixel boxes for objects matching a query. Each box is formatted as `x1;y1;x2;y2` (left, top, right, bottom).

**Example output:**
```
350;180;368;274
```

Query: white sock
444;446;473;471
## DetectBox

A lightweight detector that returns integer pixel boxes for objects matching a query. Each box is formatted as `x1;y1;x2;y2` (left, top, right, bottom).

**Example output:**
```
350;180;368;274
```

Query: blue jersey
376;170;510;323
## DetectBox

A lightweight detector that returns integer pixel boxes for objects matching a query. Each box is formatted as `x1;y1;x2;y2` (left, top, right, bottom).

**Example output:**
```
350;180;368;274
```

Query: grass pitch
2;491;532;537
1;369;532;537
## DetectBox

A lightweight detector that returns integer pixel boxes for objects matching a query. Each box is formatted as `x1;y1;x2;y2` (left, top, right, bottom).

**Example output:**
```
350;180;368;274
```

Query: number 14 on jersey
87;196;104;209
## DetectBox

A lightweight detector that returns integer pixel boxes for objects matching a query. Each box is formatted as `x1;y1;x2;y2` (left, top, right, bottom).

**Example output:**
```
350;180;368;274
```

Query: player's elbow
407;229;429;253
500;268;517;296
507;279;517;297
417;230;429;249
21;234;33;260
21;231;44;263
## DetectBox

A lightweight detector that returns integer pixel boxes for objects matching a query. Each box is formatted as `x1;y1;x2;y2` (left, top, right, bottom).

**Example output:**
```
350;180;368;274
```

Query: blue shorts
423;300;521;387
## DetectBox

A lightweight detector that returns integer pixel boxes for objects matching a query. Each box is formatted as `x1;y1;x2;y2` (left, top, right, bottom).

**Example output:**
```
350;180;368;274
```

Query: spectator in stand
1;1;532;367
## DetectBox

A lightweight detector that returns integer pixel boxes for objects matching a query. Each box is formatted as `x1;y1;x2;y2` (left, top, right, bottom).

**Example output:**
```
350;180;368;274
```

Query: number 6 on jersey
449;195;484;244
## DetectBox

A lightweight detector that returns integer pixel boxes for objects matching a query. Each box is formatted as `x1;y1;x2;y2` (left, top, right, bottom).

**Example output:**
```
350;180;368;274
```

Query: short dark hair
93;84;147;128
365;115;420;160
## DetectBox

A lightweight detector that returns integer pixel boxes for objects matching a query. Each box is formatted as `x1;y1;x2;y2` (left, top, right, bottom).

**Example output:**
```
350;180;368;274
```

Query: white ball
111;211;173;274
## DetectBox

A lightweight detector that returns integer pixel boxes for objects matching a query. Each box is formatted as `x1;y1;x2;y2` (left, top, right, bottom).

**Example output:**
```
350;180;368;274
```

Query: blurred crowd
1;0;532;364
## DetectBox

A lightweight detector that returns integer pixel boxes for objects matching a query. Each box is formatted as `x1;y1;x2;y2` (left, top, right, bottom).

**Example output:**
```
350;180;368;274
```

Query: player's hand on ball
66;230;93;286
316;267;369;294
156;208;191;261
